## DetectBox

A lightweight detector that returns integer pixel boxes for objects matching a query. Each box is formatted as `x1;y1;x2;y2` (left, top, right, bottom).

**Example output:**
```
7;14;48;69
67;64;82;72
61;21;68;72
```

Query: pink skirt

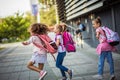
96;42;116;55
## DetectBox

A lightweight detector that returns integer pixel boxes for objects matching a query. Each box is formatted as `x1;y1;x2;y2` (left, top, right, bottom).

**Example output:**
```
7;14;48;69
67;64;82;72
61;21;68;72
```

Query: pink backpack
63;31;76;52
102;26;120;46
34;34;58;54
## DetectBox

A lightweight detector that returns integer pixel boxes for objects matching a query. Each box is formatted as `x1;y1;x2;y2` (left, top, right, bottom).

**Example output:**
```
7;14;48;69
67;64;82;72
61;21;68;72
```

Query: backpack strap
102;26;111;35
32;36;48;51
100;27;107;38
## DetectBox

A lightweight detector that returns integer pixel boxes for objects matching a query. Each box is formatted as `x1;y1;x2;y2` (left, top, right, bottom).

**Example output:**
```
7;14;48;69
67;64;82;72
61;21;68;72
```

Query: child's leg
27;61;40;72
56;52;72;79
98;51;106;75
106;51;114;75
38;63;44;70
60;69;67;78
38;63;47;80
56;52;68;77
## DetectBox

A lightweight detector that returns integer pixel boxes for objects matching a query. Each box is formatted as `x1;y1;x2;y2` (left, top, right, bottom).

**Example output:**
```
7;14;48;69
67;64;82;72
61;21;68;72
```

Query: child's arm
96;31;100;39
22;41;30;45
56;38;60;47
22;36;33;45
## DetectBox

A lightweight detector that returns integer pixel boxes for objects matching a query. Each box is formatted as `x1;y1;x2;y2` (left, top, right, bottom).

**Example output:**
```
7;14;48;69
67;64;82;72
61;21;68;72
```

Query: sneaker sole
92;75;103;80
39;72;47;80
110;77;117;80
69;70;73;80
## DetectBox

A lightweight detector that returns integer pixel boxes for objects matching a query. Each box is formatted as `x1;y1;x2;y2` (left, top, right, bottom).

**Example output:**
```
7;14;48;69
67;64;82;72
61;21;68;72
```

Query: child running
92;17;117;80
54;24;73;80
22;23;48;80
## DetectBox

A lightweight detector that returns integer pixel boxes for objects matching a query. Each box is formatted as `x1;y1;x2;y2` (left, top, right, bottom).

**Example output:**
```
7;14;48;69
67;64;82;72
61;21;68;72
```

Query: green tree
40;5;56;26
0;12;31;42
38;0;56;26
39;0;55;5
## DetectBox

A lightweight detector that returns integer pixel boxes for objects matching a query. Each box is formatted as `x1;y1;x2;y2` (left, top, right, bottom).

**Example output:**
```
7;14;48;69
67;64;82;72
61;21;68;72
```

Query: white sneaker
93;74;103;80
110;75;116;80
39;70;47;80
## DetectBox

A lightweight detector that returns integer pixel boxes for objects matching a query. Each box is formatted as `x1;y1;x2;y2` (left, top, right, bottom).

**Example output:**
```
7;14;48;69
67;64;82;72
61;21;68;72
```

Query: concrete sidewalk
0;43;57;80
0;37;120;80
47;42;120;80
47;32;120;80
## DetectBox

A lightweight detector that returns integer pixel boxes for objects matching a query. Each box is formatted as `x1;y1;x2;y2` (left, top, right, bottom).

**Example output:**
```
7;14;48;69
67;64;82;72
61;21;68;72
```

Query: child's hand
22;42;28;45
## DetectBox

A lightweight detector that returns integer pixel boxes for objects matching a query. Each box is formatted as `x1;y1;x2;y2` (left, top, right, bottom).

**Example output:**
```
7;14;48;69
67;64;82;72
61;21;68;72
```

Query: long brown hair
28;23;49;34
55;24;63;33
60;23;67;32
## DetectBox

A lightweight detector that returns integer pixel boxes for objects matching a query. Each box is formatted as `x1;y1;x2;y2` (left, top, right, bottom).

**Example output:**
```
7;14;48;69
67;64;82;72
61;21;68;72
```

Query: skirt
30;52;47;64
96;42;116;55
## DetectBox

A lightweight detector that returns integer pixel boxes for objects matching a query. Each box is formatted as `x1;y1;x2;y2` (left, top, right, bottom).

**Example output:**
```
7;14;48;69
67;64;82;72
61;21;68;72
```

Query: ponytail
93;17;102;26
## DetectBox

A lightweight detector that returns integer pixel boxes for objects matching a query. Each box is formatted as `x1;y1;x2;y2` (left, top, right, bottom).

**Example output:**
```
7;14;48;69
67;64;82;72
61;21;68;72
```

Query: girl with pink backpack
54;24;73;80
92;17;117;80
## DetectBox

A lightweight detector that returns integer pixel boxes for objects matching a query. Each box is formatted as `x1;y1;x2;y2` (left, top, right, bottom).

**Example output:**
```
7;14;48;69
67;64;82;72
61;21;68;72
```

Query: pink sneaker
39;70;47;80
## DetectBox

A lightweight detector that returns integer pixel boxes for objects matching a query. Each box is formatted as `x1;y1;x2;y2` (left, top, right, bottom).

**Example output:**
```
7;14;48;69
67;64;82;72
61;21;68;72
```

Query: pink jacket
96;27;116;55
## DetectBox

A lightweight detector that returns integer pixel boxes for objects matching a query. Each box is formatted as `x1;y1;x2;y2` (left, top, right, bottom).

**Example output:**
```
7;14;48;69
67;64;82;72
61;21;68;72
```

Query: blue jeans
56;52;68;77
98;51;114;75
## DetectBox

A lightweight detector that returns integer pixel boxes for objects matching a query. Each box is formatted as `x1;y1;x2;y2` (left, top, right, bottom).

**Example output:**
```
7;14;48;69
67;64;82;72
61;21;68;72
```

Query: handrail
66;24;76;31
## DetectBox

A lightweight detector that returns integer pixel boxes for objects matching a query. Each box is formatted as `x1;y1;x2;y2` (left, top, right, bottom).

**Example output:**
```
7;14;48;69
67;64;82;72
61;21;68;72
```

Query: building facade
56;0;120;52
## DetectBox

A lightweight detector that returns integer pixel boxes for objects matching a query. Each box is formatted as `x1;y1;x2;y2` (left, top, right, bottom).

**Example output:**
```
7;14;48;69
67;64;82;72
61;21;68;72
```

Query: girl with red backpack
22;23;48;80
54;24;73;80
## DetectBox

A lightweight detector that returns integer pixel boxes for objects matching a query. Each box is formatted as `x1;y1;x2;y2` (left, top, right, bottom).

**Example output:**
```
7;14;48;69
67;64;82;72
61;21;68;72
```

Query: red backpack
33;34;58;54
62;31;76;52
